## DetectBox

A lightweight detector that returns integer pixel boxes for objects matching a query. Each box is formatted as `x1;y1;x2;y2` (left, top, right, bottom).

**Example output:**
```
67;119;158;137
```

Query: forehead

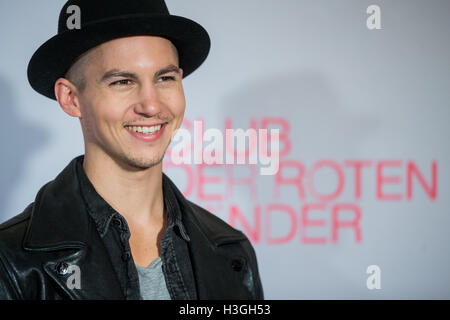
84;35;179;72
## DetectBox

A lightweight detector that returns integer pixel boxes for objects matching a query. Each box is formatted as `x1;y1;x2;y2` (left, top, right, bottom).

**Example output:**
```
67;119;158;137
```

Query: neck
82;149;165;225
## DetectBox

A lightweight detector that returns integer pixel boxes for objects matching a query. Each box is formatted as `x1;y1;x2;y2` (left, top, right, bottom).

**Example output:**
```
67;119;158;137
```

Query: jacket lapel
165;175;252;299
183;206;253;299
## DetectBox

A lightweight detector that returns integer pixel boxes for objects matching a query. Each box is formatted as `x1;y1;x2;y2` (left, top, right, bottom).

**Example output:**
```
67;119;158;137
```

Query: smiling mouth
124;123;167;135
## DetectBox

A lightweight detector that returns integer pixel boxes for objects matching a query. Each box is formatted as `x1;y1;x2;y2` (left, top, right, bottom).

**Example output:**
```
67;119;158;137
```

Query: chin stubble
121;153;166;170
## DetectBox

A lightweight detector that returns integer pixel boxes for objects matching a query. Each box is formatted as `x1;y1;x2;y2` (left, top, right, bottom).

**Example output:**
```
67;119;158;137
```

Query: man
0;0;264;300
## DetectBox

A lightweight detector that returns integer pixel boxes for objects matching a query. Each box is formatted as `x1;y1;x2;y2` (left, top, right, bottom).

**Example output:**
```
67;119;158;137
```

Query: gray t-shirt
135;256;171;300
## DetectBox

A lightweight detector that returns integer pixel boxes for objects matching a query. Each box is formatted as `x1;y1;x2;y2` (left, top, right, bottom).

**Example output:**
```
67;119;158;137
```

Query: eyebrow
155;64;181;78
100;64;181;83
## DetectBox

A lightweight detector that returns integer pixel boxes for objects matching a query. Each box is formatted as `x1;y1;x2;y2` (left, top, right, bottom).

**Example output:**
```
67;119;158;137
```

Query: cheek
81;98;121;137
160;88;186;126
170;89;186;118
172;96;186;130
79;102;97;136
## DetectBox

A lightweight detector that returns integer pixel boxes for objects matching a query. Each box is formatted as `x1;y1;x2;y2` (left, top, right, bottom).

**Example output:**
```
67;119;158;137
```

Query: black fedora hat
27;0;211;100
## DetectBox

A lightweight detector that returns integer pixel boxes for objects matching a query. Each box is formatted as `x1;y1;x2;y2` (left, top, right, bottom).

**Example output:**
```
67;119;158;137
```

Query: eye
158;76;176;82
110;79;133;86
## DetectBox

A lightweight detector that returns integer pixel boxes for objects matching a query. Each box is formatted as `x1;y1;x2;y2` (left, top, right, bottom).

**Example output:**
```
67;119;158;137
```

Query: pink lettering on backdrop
163;117;439;245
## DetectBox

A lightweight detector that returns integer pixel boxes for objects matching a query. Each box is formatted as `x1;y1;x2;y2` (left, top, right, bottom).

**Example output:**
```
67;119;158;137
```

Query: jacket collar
23;156;89;251
20;155;250;299
75;155;190;242
23;155;246;251
162;172;248;247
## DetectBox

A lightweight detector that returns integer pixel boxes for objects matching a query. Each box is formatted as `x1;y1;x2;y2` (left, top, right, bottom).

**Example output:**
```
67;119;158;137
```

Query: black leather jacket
0;158;264;300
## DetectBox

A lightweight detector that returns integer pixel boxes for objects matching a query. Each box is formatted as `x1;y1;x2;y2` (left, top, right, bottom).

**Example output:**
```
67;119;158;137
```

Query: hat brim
27;13;211;100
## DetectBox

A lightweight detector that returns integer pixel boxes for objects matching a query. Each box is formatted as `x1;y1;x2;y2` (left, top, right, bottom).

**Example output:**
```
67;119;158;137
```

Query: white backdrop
0;0;449;299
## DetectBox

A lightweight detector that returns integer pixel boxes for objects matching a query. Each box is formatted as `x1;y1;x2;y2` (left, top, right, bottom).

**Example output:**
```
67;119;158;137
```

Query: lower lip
125;124;167;142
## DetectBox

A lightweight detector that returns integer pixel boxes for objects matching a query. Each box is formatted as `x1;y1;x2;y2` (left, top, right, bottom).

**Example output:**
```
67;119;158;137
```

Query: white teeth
125;124;163;135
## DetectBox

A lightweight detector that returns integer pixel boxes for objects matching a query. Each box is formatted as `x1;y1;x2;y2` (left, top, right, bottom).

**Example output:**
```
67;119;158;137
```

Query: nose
133;82;162;117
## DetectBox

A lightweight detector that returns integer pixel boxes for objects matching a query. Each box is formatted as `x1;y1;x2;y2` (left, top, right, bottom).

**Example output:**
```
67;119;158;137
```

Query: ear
54;78;82;118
